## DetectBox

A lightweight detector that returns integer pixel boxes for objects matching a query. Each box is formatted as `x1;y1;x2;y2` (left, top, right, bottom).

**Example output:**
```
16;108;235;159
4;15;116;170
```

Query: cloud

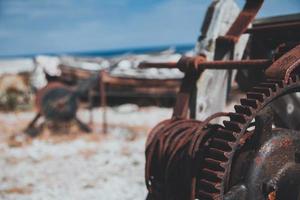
0;0;299;56
0;0;208;55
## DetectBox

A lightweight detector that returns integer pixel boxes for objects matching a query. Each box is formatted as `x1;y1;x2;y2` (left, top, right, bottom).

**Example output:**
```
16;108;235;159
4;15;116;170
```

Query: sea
0;44;194;59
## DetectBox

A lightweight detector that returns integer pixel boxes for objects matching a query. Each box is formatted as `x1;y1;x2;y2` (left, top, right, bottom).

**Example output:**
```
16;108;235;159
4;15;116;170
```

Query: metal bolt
287;103;294;114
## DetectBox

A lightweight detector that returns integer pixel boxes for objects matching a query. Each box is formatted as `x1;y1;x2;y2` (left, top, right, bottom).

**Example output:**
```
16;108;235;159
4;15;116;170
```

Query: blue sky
0;0;299;56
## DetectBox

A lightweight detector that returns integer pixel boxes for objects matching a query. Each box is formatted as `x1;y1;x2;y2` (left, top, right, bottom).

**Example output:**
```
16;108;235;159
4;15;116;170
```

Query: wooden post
99;71;107;134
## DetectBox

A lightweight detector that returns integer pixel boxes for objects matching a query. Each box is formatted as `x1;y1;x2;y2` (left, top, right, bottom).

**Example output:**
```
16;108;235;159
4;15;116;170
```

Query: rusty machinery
59;62;181;109
58;61;181;134
143;0;300;199
26;55;181;135
25;74;99;136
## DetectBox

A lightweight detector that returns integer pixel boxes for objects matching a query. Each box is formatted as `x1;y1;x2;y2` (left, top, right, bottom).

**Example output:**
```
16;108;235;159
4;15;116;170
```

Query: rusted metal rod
139;58;272;71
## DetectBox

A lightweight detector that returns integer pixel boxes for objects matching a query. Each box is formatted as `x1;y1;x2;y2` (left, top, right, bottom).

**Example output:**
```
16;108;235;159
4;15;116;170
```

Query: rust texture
145;48;300;200
265;44;300;83
144;0;300;199
139;58;272;71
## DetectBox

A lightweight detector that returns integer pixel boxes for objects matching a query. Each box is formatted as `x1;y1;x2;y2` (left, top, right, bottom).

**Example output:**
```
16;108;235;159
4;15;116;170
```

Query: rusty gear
145;72;300;200
144;0;300;197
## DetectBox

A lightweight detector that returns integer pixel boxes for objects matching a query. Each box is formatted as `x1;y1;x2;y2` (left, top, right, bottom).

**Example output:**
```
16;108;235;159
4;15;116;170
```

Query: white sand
0;105;172;200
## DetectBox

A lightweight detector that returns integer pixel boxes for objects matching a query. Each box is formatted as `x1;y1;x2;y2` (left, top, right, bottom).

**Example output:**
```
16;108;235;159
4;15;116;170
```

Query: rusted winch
25;74;99;136
144;0;300;199
145;46;300;200
36;82;77;122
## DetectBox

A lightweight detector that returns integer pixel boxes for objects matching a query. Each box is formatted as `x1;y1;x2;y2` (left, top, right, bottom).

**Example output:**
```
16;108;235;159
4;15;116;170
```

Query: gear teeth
259;83;278;91
208;148;230;161
216;129;238;141
210;138;233;151
146;66;300;200
205;157;227;171
234;105;253;116
223;121;242;132
201;168;224;181
247;92;265;102
251;86;272;96
240;98;258;108
197;71;300;199
229;112;247;123
266;79;285;87
199;179;221;192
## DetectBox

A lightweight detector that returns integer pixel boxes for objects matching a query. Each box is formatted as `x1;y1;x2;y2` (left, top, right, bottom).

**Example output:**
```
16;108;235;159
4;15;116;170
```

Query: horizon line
0;43;195;59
